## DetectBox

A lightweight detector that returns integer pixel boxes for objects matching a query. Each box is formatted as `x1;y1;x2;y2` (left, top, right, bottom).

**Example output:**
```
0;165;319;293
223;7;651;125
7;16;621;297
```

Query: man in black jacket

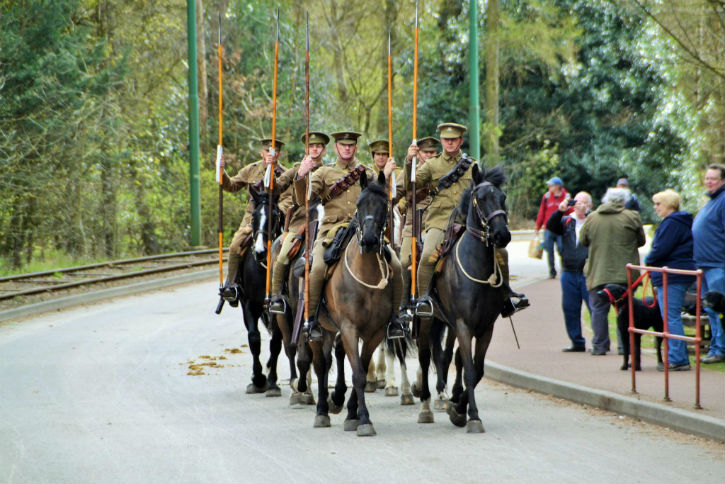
546;191;593;352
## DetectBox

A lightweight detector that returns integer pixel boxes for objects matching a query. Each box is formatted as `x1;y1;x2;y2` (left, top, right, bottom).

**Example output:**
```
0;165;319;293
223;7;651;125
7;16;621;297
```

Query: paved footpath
493;239;724;442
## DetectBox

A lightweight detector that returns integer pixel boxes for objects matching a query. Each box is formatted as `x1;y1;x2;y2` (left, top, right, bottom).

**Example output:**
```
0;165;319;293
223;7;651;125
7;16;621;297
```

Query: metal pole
187;0;202;247
468;0;481;160
217;13;224;285
304;11;311;323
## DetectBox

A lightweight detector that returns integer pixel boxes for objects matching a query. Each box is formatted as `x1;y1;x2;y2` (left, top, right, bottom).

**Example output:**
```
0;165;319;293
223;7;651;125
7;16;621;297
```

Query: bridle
354;196;388;255
466;181;508;246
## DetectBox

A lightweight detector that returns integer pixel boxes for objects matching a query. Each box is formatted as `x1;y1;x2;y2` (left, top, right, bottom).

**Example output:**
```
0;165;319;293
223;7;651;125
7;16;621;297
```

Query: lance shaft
217;14;224;286
386;31;394;243
304;11;311;322
265;10;280;301
410;4;419;302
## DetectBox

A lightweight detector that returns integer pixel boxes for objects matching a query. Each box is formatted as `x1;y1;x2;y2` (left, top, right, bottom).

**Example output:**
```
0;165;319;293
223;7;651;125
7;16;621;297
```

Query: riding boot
415;261;435;317
268;259;289;314
302;240;326;342
386;247;407;338
387;313;407;339
221;251;242;307
496;248;530;317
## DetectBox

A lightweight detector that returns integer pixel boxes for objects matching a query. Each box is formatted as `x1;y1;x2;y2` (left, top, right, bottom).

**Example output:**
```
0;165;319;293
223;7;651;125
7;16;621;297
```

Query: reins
343;237;390;290
454;181;507;287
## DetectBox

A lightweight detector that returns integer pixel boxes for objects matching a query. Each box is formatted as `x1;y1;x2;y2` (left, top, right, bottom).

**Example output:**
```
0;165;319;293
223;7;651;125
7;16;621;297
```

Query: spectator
645;189;695;371
616;176;641;211
580;188;646;355
692;163;725;364
546;191;593;352
536;176;571;279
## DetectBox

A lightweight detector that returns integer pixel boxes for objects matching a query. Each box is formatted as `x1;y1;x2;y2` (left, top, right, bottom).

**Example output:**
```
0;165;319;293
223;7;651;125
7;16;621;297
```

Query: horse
415;164;510;433
308;170;395;437
232;188;285;397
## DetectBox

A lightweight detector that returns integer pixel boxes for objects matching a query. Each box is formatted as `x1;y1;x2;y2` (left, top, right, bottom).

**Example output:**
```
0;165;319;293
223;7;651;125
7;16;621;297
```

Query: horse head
355;170;388;253
250;188;283;261
467;163;510;249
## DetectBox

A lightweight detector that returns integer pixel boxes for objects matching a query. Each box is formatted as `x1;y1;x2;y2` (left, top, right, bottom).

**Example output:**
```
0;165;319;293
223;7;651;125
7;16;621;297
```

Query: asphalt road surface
1;243;723;484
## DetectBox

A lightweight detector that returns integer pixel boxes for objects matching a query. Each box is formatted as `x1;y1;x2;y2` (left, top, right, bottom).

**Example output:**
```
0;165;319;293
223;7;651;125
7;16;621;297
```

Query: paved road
1;252;722;484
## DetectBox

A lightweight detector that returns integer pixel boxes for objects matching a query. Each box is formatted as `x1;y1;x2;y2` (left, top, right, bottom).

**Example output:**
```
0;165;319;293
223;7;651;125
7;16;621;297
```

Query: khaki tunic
276;161;322;234
409;150;474;232
295;158;374;240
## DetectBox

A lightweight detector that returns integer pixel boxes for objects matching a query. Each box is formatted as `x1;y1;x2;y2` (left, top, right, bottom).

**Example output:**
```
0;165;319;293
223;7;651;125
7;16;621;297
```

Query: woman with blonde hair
644;189;696;371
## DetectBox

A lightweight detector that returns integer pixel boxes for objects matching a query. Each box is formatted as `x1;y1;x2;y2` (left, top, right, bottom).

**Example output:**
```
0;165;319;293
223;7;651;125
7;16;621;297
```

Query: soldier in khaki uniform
295;131;406;340
398;136;439;308
268;131;330;313
368;139;405;248
407;123;528;316
220;138;292;303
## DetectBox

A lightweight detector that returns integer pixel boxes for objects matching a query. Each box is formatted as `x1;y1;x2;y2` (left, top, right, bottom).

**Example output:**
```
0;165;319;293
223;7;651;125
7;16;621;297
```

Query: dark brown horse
309;170;395;436
416;164;510;432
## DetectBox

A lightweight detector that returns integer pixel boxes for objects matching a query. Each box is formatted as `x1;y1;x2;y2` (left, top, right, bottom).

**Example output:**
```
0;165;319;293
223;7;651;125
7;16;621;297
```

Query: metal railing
626;263;703;409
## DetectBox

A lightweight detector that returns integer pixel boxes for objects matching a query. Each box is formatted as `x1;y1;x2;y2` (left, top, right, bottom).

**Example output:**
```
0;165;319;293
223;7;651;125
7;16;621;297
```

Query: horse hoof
434;397;449;411
447;406;467;428
289;393;303;407
245;381;269;394
400;393;415;406
385;386;399;397
466;419;485;433
357;423;376;437
376;379;385;389
313;415;331;428
411;383;421;398
265;387;282;398
344;419;359;431
364;381;377;393
302;392;316;405
418;410;434;424
327;395;343;415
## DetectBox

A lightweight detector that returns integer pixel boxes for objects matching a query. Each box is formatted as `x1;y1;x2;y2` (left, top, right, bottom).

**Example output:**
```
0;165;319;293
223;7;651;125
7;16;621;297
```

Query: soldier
398;136;439;308
368;139;404;248
219;138;291;304
295;130;406;340
268;131;330;313
407;123;528;317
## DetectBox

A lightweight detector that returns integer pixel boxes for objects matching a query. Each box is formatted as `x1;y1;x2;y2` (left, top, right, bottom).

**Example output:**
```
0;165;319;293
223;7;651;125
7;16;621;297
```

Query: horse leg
384;341;399;396
243;304;268;394
431;321;451;411
416;319;435;424
311;337;332;428
328;334;347;414
398;342;414;405
465;326;494;434
265;322;283;397
365;346;377;393
341;328;362;431
448;321;472;428
450;348;464;404
376;342;387;389
352;335;381;436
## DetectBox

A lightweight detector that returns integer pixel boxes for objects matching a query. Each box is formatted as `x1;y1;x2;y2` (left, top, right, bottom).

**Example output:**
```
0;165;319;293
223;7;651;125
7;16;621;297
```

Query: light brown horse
309;171;395;436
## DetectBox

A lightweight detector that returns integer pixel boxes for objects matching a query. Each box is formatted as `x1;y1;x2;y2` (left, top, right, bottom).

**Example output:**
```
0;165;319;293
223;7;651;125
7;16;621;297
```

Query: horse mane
362;180;388;199
484;165;506;188
456;186;473;219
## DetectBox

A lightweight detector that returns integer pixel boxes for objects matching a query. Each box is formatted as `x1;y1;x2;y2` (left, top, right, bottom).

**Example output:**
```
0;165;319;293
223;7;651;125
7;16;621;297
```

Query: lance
303;11;311;324
386;30;395;243
410;1;419;304
264;9;280;304
216;13;224;289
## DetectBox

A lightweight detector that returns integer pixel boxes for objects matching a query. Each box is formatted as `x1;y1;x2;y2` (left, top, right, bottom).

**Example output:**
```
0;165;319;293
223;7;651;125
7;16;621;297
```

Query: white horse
365;338;415;405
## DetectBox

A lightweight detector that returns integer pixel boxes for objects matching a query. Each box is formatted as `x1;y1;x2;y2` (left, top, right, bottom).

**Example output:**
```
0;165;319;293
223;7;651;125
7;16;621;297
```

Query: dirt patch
184;349;241;376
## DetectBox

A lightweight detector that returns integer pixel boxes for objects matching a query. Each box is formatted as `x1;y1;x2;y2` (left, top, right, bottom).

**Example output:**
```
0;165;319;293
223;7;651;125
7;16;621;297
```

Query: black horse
416;164;510;433
232;189;285;396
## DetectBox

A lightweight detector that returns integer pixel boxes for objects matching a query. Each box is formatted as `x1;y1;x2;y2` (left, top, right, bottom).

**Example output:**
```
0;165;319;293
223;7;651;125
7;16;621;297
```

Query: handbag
528;235;543;259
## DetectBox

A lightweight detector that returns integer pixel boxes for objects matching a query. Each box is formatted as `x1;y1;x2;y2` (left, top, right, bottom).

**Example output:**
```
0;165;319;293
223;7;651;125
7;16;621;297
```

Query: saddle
323;221;357;266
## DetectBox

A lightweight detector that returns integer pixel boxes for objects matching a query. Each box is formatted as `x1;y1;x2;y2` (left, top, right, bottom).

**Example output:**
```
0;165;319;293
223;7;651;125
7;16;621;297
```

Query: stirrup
387;320;405;340
221;284;239;304
415;297;434;317
268;295;287;315
303;319;322;342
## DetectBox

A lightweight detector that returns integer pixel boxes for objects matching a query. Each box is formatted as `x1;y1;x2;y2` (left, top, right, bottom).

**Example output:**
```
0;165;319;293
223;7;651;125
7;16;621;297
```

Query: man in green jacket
580;187;646;355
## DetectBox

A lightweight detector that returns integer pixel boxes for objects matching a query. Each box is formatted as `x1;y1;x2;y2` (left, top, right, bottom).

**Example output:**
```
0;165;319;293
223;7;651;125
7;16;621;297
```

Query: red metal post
662;269;670;401
627;265;636;393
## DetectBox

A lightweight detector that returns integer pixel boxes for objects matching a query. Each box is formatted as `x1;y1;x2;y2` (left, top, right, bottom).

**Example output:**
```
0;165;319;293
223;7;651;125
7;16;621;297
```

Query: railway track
0;249;226;304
